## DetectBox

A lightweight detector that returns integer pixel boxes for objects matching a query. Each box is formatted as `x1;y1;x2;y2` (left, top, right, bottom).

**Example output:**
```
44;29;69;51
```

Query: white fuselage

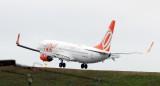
38;40;116;63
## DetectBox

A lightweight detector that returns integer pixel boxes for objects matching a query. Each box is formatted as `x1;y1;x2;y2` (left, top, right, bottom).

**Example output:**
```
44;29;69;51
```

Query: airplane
16;20;153;69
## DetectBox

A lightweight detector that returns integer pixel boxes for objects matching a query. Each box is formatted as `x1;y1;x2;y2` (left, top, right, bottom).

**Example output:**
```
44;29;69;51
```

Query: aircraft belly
75;52;105;63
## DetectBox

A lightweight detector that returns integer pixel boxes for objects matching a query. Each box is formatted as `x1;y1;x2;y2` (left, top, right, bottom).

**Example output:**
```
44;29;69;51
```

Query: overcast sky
0;0;160;72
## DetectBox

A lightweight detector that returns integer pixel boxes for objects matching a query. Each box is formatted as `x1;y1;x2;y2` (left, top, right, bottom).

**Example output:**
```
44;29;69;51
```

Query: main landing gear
59;59;66;68
81;63;88;69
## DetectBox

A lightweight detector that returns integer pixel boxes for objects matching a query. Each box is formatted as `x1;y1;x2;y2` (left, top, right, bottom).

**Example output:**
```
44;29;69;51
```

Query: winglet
146;42;154;53
16;33;20;45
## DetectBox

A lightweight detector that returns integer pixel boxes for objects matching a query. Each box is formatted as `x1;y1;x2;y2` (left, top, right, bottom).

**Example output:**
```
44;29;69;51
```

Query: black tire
62;63;66;68
59;63;62;67
81;64;84;69
84;64;88;69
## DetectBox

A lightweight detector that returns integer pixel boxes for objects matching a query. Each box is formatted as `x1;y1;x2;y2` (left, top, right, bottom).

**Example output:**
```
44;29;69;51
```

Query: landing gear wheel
81;64;87;69
81;64;84;69
84;64;88;69
59;59;66;68
59;63;63;68
59;63;66;68
62;63;66;68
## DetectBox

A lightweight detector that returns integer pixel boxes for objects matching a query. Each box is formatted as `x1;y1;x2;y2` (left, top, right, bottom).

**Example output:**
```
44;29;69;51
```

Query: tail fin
94;20;115;52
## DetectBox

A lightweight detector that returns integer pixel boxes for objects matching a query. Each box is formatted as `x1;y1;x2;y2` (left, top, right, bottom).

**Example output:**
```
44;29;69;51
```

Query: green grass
0;66;160;86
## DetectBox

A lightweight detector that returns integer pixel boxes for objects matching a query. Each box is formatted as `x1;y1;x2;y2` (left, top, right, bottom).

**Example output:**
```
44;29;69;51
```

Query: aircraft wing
112;52;143;55
85;49;142;55
85;49;109;55
42;51;71;61
16;33;40;52
112;42;154;55
53;53;70;61
88;42;154;55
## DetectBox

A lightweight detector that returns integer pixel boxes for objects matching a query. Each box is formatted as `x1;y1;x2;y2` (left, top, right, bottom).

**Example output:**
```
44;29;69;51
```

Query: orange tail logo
102;29;113;51
94;20;115;52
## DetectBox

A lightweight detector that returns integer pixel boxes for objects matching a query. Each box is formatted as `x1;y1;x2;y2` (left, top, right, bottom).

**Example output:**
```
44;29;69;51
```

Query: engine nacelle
40;54;53;62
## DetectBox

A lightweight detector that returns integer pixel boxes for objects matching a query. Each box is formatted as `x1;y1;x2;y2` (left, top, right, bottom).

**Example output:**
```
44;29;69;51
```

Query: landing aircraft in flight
16;20;153;69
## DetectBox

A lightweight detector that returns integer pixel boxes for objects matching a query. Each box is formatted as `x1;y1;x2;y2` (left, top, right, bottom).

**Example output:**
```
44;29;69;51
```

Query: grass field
0;66;160;86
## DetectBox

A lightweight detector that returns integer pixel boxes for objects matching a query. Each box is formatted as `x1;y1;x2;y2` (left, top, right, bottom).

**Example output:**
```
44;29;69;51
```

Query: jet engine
40;54;53;62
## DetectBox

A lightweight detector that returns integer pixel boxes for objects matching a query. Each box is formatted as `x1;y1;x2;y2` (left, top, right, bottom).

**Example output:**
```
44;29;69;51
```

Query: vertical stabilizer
94;20;115;52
